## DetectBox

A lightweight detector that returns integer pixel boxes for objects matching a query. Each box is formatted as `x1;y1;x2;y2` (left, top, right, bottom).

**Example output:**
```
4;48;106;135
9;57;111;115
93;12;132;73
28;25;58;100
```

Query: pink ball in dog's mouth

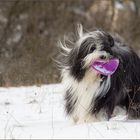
91;58;119;76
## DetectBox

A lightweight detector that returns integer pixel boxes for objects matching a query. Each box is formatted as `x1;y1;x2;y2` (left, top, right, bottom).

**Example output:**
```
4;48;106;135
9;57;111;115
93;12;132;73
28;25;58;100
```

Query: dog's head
59;25;116;81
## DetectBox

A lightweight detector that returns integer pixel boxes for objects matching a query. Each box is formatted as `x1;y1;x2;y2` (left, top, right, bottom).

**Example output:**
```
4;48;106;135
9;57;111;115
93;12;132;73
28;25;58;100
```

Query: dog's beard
82;50;110;69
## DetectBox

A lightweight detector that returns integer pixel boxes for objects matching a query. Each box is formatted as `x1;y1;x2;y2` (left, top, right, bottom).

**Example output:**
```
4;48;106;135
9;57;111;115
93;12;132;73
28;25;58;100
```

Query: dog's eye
89;45;96;53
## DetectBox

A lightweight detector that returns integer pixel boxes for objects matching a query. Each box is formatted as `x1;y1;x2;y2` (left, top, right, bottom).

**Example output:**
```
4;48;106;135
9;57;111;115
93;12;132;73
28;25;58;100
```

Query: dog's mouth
90;58;119;76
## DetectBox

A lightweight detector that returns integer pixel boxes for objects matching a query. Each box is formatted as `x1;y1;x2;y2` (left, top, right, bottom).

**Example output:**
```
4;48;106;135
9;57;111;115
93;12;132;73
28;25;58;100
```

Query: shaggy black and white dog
58;25;140;124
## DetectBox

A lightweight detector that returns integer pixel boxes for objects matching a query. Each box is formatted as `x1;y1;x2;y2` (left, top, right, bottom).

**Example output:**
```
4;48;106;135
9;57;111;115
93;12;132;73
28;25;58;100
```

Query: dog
58;24;140;124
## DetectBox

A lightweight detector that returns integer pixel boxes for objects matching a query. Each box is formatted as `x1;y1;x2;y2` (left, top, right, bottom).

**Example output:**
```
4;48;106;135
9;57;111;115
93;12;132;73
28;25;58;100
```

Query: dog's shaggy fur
58;25;140;124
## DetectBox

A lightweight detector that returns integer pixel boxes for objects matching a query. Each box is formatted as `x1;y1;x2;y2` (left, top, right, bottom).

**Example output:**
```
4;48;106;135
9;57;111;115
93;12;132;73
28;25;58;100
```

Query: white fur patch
62;68;107;124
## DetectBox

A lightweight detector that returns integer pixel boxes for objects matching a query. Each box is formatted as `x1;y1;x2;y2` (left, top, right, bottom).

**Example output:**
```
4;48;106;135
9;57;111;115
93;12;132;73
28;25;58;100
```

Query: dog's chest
63;69;101;120
68;70;101;120
73;80;100;116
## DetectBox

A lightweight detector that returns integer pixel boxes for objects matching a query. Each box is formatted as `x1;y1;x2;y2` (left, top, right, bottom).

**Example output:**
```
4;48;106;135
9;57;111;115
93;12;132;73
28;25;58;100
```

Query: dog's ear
77;24;83;38
100;31;114;48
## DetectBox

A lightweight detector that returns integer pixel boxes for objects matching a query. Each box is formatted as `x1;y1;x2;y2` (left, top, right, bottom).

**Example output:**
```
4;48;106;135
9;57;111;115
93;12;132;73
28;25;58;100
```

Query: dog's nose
100;55;107;59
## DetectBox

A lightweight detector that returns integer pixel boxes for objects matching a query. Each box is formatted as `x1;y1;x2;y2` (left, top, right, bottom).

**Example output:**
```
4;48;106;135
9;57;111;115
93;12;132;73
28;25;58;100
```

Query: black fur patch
92;36;140;119
68;47;86;81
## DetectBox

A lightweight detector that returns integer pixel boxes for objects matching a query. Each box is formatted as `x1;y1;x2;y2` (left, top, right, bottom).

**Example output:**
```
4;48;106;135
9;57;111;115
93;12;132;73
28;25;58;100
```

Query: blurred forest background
0;0;140;86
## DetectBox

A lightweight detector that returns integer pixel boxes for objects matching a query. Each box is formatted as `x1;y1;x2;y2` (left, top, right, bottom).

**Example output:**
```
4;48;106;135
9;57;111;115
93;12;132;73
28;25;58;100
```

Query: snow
0;84;140;139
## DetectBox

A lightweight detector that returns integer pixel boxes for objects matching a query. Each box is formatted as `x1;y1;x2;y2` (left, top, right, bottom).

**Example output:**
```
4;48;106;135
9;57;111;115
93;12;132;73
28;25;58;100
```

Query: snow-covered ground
0;84;140;139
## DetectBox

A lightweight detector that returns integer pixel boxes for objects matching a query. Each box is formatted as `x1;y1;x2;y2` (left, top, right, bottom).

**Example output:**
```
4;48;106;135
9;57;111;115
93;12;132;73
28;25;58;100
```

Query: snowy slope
0;84;140;139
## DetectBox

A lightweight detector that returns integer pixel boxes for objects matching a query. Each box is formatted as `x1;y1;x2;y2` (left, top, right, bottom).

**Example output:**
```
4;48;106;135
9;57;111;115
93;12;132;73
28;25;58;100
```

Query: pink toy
91;58;119;76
